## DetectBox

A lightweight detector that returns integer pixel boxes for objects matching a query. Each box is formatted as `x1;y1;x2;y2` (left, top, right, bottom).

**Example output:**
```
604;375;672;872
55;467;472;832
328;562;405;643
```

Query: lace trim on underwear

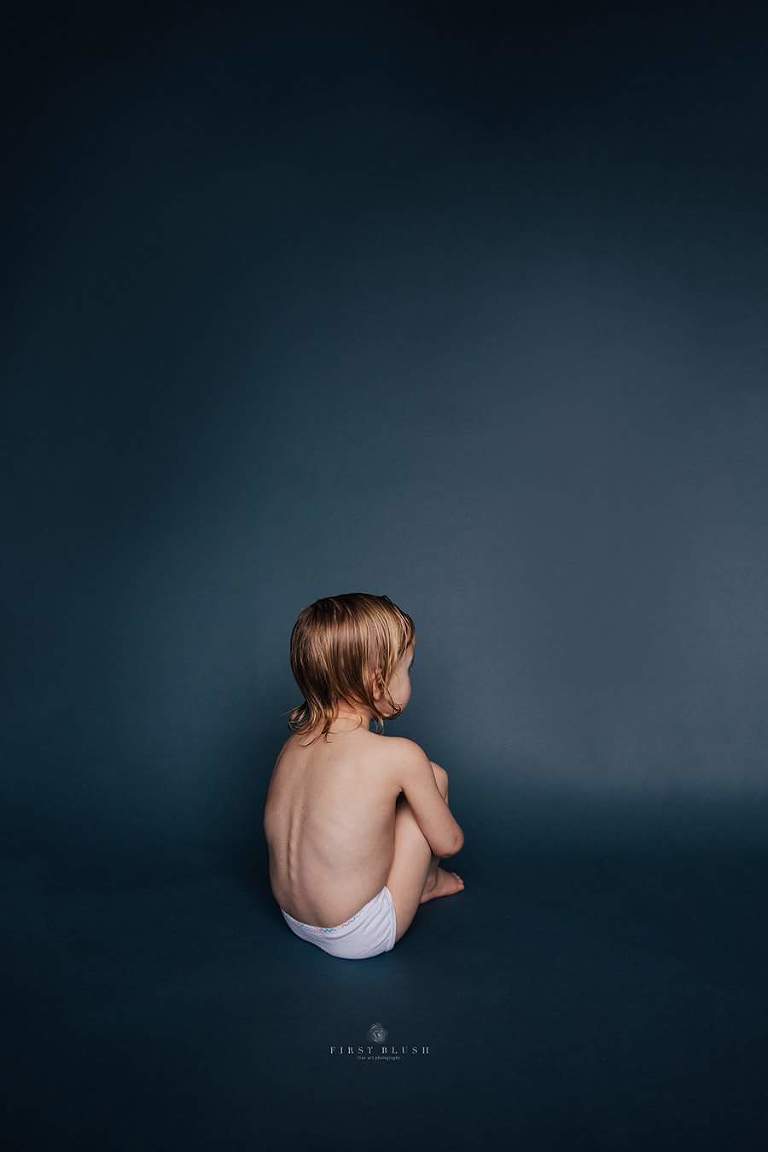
284;890;379;933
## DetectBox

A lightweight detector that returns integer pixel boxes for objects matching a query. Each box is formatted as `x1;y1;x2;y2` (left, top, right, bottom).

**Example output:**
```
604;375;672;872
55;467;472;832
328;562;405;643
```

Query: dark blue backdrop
4;4;768;1149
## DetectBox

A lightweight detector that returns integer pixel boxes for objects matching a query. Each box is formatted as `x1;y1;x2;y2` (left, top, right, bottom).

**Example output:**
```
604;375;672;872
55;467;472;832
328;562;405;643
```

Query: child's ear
370;667;386;702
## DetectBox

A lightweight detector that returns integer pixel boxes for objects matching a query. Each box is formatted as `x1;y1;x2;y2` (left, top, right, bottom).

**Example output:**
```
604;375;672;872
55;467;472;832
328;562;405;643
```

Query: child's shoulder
375;733;431;766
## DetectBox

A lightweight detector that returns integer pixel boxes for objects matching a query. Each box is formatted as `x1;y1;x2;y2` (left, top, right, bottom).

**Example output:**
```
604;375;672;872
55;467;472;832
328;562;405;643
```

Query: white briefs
280;885;397;960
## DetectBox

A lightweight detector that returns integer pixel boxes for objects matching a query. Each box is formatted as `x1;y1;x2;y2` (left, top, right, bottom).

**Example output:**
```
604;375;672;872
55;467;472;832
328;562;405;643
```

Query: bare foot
419;866;465;905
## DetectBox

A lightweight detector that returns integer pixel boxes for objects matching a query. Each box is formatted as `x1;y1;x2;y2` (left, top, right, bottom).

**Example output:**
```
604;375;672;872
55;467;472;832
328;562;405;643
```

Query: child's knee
430;761;449;797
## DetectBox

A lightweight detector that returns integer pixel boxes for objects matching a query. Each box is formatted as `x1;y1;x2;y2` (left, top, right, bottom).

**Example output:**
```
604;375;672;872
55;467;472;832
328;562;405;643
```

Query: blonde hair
286;593;416;744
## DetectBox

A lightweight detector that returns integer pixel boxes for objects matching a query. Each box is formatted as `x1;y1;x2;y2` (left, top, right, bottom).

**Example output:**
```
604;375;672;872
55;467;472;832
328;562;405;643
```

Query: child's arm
390;739;464;857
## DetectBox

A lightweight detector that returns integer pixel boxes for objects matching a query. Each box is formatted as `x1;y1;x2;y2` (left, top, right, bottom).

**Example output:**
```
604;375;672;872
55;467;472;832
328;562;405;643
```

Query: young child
263;592;465;960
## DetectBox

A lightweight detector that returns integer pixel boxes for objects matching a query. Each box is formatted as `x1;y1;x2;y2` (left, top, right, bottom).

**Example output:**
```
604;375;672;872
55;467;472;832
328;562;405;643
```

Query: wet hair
286;593;416;744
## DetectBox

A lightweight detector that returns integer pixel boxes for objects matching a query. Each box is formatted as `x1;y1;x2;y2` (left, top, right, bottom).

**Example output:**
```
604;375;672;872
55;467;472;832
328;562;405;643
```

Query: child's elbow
442;825;464;857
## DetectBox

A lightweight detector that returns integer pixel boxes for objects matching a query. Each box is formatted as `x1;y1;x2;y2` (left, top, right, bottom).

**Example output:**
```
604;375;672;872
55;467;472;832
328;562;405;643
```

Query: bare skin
263;642;465;945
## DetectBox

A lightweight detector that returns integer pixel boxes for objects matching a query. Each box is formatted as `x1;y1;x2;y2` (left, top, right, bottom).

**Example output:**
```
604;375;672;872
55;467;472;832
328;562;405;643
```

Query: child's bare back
264;726;402;926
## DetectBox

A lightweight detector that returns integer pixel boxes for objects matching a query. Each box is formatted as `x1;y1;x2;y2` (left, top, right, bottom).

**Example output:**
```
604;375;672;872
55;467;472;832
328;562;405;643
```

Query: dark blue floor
4;792;768;1151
